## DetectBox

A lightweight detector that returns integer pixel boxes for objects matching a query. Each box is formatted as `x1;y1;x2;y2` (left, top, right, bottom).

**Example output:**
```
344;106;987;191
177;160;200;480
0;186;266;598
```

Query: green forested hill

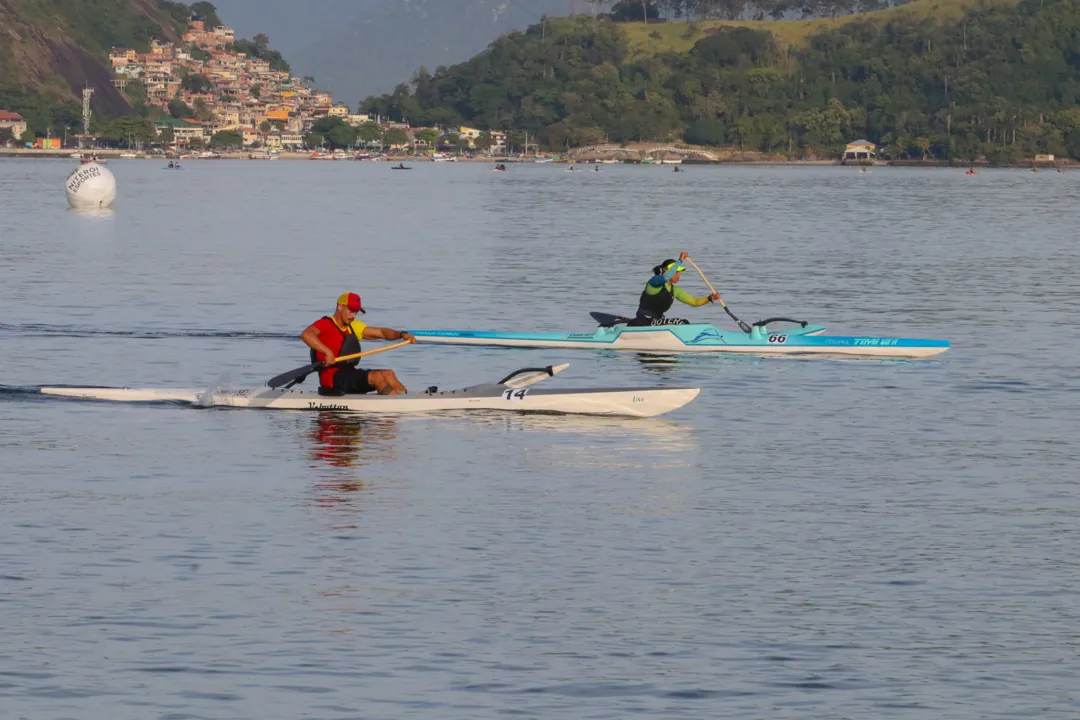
0;0;187;133
361;0;1080;161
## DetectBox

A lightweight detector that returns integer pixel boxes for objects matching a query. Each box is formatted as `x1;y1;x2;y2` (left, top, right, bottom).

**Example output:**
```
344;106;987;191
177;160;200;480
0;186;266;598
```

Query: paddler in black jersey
632;251;720;325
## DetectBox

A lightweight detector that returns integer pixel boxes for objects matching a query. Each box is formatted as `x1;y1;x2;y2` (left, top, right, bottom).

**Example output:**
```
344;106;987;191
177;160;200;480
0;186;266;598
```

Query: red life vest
310;316;366;388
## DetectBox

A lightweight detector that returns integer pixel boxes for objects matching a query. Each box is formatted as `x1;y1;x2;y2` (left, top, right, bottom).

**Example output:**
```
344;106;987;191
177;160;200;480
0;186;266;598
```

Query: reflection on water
631;349;880;373
306;413;399;514
633;352;682;374
457;411;699;456
66;207;115;220
307;412;398;469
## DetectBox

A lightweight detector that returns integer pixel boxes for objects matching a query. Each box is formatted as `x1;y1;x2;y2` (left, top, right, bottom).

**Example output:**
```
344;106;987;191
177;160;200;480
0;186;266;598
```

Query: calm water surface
1;159;1078;719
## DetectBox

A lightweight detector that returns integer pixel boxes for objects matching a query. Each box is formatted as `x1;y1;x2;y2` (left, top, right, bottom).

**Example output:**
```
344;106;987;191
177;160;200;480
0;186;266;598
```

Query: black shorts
331;366;376;395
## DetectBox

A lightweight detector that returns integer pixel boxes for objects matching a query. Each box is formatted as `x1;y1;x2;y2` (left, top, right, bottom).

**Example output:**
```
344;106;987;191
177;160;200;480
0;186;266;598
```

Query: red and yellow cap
337;292;366;314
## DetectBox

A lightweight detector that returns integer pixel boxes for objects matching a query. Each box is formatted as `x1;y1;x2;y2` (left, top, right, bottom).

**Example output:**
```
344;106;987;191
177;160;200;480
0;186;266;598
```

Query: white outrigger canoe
39;364;699;418
409;314;950;359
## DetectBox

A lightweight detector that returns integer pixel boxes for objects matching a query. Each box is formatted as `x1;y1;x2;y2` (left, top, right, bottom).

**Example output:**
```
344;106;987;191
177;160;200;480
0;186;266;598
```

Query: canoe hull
409;323;949;358
39;385;700;418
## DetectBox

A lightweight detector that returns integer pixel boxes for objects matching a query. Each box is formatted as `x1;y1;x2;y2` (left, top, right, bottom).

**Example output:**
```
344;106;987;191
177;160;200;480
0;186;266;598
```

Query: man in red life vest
301;293;414;395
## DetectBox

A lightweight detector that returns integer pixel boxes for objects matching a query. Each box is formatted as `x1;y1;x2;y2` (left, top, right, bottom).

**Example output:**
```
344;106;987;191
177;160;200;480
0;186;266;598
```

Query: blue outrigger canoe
410;315;950;358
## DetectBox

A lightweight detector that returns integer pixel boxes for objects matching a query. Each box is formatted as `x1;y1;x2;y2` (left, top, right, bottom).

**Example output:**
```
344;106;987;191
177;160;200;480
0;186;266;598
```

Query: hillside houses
0;111;29;141
102;18;512;154
107;18;334;147
181;20;234;50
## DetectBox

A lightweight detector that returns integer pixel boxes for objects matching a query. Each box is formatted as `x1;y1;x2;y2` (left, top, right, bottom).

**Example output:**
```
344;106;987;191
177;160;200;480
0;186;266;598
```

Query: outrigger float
409;313;950;359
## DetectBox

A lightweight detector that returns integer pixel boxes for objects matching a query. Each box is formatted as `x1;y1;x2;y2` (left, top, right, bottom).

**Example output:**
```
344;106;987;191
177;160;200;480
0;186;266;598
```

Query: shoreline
1;147;1072;168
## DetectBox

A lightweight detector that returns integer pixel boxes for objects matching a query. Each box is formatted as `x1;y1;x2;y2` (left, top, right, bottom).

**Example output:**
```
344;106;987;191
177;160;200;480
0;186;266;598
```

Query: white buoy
66;162;117;209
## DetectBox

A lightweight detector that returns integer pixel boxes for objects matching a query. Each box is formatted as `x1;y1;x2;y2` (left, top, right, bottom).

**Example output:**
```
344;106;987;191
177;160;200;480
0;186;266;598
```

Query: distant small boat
391;164;411;170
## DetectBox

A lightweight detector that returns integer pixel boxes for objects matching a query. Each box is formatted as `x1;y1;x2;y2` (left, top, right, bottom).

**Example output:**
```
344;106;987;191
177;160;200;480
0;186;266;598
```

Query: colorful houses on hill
5;18;513;153
100;19;516;152
105;18;361;148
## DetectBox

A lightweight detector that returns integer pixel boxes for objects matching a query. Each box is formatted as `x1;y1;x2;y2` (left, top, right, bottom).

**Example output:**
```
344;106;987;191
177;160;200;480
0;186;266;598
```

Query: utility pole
81;86;95;149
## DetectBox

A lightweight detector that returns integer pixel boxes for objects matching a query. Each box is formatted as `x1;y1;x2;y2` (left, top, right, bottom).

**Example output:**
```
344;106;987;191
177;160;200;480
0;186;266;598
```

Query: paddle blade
590;311;631;327
266;362;319;389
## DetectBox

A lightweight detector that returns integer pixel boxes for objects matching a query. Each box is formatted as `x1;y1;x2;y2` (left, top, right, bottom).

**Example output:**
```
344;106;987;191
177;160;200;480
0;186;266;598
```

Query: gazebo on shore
843;139;877;163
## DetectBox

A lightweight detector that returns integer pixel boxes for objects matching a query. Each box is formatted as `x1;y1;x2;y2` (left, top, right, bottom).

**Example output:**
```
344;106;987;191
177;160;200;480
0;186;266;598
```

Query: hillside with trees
0;1;294;141
0;0;189;125
360;0;1080;161
608;0;906;21
207;0;904;103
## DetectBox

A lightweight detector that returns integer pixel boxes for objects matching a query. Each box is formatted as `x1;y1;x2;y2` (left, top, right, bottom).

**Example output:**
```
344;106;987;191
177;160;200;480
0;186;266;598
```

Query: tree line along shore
6;0;1080;166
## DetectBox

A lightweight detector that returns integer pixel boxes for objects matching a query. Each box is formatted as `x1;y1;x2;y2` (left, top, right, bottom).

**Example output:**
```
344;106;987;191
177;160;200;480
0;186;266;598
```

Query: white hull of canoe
39;386;700;418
